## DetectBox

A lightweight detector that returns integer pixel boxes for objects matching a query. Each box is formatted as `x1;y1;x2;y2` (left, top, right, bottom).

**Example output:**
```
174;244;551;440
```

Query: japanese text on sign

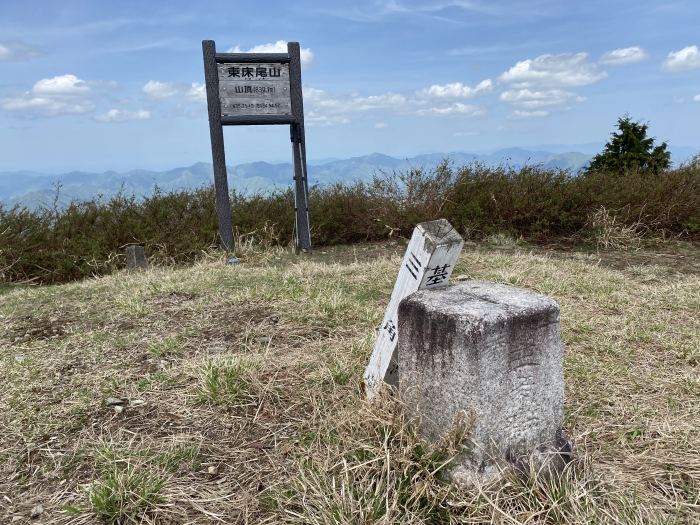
226;66;283;78
217;62;291;117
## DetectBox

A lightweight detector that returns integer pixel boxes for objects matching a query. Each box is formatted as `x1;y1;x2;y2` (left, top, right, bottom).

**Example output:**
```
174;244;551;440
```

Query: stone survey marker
125;245;147;271
363;219;464;399
399;281;569;484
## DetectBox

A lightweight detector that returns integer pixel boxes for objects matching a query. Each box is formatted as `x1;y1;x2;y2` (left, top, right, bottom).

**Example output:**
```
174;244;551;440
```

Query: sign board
218;63;292;117
202;40;311;252
363;219;464;399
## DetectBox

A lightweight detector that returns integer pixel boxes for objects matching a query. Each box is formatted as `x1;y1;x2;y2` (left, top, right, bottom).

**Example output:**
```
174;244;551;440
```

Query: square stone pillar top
398;281;566;484
417;219;464;252
401;280;560;329
125;244;148;270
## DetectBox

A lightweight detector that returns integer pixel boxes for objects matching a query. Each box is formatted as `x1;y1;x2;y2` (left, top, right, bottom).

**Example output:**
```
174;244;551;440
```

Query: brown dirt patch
7;315;72;343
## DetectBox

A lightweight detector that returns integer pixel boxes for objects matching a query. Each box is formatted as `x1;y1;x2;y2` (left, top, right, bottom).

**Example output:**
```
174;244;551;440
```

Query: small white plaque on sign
363;219;464;399
217;63;292;117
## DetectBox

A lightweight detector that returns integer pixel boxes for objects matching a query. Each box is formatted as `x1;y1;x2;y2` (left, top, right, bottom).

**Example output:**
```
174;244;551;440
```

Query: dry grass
0;241;698;524
586;206;648;251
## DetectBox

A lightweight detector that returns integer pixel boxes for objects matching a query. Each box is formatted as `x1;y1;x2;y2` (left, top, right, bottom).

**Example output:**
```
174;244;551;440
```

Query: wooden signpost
363;219;464;399
202;40;312;252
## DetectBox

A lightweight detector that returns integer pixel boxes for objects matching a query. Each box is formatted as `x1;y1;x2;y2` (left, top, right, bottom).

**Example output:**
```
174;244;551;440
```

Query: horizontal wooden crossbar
215;53;290;64
221;115;296;126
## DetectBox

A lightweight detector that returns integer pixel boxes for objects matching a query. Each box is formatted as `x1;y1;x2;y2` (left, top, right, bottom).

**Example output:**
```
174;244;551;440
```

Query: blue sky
1;0;699;172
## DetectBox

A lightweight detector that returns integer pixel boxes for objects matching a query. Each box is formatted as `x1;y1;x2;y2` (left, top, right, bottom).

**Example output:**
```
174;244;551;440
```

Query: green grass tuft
195;357;261;407
71;464;166;524
147;335;185;357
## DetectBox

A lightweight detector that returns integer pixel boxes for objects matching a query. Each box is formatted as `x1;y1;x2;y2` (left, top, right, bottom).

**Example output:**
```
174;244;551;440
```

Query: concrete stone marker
398;281;570;485
125;245;147;271
364;219;464;399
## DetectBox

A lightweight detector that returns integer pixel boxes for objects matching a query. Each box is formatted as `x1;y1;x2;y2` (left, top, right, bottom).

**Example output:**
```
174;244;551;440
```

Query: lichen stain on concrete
399;300;457;376
399;281;567;485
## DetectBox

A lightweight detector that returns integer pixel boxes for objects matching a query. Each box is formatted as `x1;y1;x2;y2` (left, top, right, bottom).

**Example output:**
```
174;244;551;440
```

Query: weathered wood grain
202;40;234;251
288;42;312;252
214;52;290;64
363;219;464;399
217;64;292;117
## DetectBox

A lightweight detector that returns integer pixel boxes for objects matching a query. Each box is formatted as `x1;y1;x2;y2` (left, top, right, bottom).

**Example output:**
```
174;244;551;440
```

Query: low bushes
1;162;698;284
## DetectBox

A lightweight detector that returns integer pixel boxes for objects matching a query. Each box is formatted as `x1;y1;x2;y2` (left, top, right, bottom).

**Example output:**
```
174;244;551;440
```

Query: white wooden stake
364;219;464;399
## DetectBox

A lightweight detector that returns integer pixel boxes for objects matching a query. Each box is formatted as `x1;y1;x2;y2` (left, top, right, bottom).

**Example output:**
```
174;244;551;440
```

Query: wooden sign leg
287;42;312;254
363;219;464;399
298;125;312;251
202;40;234;251
290;124;312;253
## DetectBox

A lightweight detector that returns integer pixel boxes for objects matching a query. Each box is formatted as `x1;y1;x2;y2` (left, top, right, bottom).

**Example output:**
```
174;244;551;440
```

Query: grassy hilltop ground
1;240;698;524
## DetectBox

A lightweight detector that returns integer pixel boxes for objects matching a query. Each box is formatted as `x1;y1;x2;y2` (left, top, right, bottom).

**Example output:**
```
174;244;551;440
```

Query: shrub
1;162;698;284
586;116;671;175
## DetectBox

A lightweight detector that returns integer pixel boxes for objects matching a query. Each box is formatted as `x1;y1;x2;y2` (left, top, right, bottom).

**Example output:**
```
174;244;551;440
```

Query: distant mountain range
0;146;695;210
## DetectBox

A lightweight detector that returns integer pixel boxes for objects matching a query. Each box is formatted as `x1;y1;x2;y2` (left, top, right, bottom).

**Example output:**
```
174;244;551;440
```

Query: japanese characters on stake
363;219;464;399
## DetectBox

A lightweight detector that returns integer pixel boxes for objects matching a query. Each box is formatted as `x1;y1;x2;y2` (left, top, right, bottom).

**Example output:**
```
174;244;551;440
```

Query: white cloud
0;40;41;61
1;74;95;117
306;111;350;127
139;81;205;106
95;109;150;122
500;88;581;109
374;122;388;129
186;82;206;102
694;94;700;102
416;102;484;116
33;74;90;96
663;45;700;72
599;46;649;65
500;52;606;88
303;87;327;103
305;88;408;113
228;40;314;65
143;80;179;99
1;96;94;116
512;109;549;118
345;93;408;112
304;83;487;126
417;79;493;98
499;53;601;114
